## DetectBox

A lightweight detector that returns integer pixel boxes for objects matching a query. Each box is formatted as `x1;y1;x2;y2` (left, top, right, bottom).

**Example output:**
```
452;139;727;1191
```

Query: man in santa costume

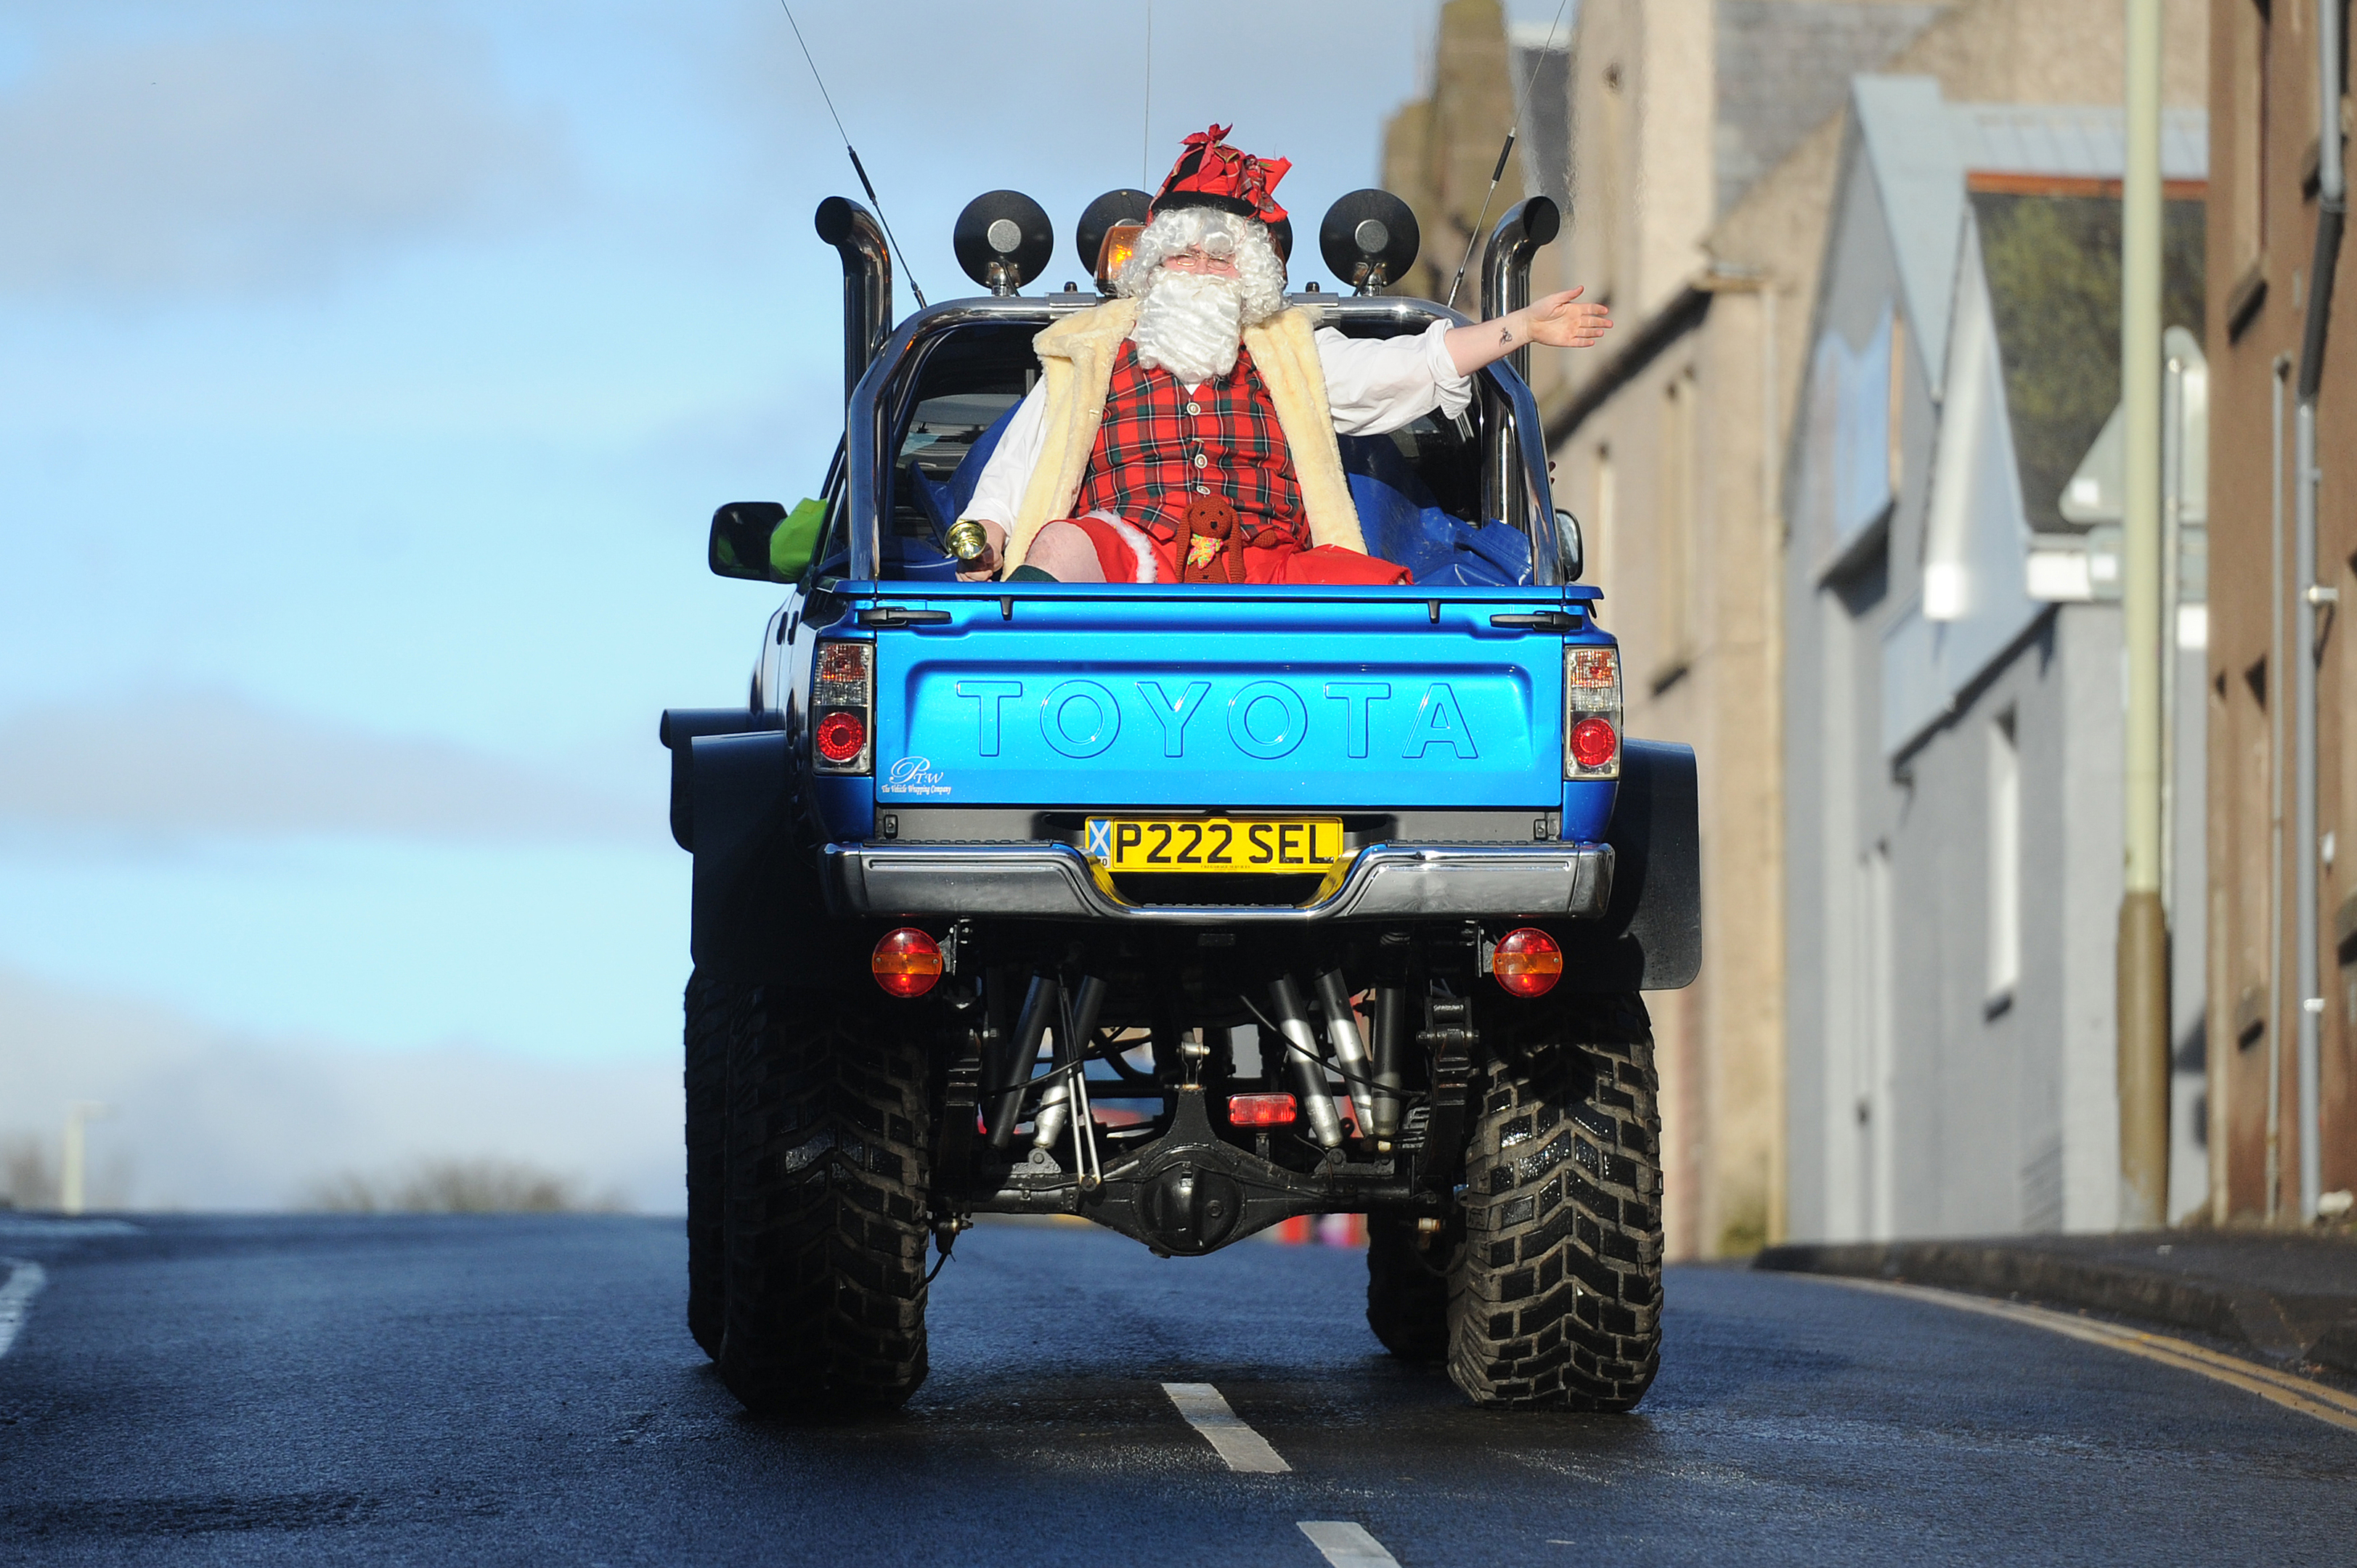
956;124;1611;586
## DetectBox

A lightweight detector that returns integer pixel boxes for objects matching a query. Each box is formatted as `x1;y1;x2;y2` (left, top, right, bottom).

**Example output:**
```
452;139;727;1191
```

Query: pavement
2;1213;2356;1564
1756;1229;2357;1379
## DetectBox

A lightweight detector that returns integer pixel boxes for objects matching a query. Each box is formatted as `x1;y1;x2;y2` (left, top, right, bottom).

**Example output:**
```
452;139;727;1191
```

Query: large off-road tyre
1365;1213;1455;1362
714;985;937;1414
1447;991;1663;1411
683;972;731;1359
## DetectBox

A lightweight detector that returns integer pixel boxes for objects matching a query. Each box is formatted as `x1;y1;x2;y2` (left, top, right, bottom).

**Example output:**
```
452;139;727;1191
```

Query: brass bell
944;518;992;563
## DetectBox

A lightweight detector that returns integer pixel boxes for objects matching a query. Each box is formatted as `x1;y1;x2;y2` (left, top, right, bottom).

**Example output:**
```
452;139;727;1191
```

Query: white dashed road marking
0;1258;49;1359
1817;1274;2357;1433
1298;1521;1402;1567
1160;1381;1290;1473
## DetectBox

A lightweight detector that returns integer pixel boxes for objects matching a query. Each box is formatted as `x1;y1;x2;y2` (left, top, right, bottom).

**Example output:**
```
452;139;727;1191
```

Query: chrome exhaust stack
1266;975;1346;1148
1478;195;1560;530
814;195;892;409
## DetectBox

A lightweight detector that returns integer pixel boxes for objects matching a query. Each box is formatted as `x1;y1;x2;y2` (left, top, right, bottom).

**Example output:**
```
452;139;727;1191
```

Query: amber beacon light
871;928;944;997
1491;927;1563;997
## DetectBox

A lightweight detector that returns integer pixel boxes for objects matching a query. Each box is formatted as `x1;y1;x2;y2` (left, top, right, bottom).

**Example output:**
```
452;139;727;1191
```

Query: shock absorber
1266;974;1346;1148
1033;974;1110;1152
1368;980;1407;1142
1314;968;1377;1136
987;971;1059;1150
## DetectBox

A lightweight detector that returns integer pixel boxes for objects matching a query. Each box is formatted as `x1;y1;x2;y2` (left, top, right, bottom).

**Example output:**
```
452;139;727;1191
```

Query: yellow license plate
1085;816;1343;873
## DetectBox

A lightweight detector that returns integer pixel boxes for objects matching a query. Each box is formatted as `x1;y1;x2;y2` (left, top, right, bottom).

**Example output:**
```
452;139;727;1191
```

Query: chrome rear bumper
821;841;1613;926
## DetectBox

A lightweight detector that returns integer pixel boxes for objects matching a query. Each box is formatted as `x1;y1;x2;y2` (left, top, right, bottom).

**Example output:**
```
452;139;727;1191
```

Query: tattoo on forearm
1499;324;1513;346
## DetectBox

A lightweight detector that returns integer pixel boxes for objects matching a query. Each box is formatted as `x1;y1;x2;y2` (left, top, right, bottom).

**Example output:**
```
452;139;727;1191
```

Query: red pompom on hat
1149;124;1291;223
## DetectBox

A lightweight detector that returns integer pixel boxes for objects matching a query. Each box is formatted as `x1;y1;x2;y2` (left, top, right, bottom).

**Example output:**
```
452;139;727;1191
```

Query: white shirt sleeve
1316;318;1474;436
957;381;1049;528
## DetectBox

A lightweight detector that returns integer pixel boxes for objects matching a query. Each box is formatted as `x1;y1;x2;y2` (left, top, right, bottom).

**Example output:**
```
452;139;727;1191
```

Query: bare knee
1025;521;1105;581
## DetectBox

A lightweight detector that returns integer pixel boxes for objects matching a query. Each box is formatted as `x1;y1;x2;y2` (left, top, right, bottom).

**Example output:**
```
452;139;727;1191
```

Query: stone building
2202;0;2356;1224
1780;81;2210;1241
1383;0;2206;1256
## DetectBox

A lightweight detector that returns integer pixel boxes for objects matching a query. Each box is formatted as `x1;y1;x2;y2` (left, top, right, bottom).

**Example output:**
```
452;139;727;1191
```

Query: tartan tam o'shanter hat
1149;124;1291;224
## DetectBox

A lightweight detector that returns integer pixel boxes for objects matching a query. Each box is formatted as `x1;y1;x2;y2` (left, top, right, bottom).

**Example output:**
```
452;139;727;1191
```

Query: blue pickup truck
661;189;1698;1417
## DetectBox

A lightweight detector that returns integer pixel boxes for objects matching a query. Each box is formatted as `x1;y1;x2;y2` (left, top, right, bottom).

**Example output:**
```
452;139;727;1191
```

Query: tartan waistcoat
1074;340;1308;547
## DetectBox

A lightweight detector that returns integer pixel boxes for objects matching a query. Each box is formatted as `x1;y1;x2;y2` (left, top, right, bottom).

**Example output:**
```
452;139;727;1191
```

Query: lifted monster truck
662;188;1699;1416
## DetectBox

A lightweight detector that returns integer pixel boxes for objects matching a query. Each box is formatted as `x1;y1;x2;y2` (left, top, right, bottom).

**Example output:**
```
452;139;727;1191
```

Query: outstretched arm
1444;287;1612;377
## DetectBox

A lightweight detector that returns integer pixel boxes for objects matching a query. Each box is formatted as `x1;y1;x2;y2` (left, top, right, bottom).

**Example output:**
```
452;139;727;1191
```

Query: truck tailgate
865;589;1579;810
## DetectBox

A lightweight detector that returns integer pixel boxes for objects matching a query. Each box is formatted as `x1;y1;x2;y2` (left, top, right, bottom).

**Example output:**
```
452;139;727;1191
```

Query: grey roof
1716;1;1947;218
1853;75;1966;386
1849;76;2211;389
1958;104;2209;182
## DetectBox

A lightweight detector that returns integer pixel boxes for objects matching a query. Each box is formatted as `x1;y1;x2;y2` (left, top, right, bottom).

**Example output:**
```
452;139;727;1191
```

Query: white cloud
0;690;643;844
0;963;681;1212
0;25;568;298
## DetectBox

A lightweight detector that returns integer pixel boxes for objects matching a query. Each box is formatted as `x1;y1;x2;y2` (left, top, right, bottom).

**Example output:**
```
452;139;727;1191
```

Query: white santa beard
1131;270;1246;387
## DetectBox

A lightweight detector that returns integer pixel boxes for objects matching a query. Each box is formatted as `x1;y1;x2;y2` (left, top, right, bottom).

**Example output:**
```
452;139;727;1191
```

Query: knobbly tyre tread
1365;1214;1454;1362
715;985;936;1414
684;971;731;1358
1447;992;1663;1411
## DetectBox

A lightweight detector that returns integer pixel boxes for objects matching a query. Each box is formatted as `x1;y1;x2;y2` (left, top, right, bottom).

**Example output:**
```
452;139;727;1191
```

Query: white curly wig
1115;207;1288;325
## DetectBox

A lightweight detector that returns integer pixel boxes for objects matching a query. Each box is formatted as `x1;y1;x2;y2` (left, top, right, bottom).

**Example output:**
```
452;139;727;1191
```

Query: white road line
1815;1273;2357;1433
1160;1381;1290;1473
1298;1522;1402;1567
0;1258;49;1360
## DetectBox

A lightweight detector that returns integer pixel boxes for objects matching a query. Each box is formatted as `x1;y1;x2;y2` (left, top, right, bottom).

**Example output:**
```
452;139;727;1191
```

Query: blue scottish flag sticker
1085;818;1112;861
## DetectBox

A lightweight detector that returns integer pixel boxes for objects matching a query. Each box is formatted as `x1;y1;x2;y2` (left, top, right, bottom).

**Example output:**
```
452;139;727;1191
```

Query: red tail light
1569;715;1618;769
812;639;874;774
1492;927;1563;997
814;711;867;762
871;928;943;997
1228;1093;1298;1127
1564;645;1621;780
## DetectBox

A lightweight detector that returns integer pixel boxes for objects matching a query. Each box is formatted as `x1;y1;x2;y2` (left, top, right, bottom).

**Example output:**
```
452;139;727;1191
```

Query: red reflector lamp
1227;1093;1298;1127
1492;927;1563;997
1568;715;1618;769
871;928;943;997
814;710;867;763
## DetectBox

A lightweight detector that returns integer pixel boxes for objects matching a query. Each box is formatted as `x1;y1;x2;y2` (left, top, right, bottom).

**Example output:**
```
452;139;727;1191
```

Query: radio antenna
1444;0;1569;310
779;1;927;307
1141;0;1154;191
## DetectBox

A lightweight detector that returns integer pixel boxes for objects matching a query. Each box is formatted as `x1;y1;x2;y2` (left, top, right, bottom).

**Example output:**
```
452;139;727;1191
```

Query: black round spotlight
1075;188;1152;277
1319;189;1420;294
953;190;1054;295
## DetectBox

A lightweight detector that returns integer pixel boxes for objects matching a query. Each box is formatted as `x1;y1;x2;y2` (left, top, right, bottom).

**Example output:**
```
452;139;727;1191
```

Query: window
1656;367;1698;679
2227;0;2271;316
1597;61;1626;307
1592;443;1615;596
1987;708;2022;1003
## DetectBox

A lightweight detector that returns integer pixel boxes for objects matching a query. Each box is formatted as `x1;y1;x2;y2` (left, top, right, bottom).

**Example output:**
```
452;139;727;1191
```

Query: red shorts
1058;513;1409;587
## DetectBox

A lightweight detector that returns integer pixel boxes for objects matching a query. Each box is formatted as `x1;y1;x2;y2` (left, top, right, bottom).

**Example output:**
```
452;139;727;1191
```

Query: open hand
1523;287;1611;350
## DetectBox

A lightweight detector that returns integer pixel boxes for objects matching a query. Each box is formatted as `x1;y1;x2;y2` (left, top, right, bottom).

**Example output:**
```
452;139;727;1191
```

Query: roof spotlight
1319;189;1420;295
1076;187;1152;287
953;190;1054;296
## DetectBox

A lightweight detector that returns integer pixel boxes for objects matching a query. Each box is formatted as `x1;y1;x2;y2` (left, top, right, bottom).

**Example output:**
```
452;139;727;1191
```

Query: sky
0;0;1571;1205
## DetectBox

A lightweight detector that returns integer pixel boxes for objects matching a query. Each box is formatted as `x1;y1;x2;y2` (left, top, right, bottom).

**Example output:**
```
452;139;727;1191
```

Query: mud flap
1560;738;1701;991
679;727;866;987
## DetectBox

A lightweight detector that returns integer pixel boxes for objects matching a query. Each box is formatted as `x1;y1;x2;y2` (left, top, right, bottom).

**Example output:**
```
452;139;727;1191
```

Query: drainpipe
2268;354;2292;1222
2292;0;2345;1223
2117;0;2169;1230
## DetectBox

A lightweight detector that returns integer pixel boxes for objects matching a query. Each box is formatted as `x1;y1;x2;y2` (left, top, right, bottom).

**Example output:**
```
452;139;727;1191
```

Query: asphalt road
3;1214;2355;1566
